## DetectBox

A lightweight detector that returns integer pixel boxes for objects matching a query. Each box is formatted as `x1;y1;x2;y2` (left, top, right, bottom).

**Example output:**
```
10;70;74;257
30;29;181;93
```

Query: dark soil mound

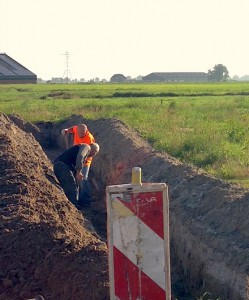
0;114;109;300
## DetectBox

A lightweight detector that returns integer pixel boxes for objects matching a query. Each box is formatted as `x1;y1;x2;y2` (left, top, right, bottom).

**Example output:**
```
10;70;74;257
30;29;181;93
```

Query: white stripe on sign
112;199;166;290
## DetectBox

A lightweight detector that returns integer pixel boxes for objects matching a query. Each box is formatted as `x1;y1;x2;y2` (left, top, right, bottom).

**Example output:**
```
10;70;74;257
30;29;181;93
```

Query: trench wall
81;117;249;300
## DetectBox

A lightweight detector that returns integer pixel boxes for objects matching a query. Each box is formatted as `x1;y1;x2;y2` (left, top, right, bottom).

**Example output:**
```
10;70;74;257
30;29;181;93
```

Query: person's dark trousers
78;179;92;207
53;161;79;206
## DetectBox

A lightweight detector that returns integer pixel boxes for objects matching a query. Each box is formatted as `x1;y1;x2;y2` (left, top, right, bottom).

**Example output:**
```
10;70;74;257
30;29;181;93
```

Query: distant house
142;72;208;83
0;53;37;84
110;74;127;83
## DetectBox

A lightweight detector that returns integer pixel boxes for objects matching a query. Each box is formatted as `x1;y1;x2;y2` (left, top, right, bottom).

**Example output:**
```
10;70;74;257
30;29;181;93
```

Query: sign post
106;177;171;300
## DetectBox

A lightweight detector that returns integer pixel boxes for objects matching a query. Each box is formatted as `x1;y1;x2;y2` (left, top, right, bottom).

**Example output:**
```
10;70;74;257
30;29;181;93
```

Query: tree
208;64;229;82
136;75;143;81
232;75;239;81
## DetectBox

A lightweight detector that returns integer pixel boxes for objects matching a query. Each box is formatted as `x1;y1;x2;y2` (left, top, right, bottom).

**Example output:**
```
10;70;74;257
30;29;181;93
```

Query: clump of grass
196;292;221;300
168;100;176;111
174;292;221;300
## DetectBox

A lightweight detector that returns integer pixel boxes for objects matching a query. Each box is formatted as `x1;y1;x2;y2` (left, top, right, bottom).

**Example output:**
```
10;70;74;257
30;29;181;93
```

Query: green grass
1;82;249;188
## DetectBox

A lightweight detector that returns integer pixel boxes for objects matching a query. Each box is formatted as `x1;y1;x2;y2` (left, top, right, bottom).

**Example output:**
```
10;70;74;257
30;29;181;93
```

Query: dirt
0;113;249;300
0;114;109;300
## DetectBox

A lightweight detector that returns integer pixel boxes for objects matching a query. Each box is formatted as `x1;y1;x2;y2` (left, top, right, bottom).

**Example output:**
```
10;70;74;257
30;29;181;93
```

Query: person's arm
75;144;91;182
61;126;74;135
61;127;74;149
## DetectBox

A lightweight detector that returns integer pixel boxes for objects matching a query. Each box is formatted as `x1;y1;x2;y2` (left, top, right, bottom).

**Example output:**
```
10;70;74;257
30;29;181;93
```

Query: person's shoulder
88;130;95;138
64;125;76;134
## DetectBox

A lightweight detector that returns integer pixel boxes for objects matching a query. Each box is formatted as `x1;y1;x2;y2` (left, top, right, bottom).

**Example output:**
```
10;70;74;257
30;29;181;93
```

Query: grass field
1;82;249;187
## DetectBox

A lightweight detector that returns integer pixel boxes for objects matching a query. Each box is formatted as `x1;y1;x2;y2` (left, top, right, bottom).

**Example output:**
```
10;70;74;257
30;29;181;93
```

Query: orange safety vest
72;125;95;167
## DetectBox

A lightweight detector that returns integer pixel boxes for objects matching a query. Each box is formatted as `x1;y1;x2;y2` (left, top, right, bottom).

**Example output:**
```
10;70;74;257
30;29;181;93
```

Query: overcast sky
2;0;249;80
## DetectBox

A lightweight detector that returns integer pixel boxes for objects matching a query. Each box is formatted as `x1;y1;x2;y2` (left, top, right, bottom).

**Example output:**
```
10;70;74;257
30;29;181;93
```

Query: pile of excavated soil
1;113;249;300
0;114;109;300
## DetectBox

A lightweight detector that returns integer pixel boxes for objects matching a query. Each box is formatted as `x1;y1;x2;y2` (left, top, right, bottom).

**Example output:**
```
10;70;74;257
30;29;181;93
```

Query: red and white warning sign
106;182;171;300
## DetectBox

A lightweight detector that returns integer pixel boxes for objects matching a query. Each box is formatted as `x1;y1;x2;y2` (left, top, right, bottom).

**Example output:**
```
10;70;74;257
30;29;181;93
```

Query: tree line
38;64;247;83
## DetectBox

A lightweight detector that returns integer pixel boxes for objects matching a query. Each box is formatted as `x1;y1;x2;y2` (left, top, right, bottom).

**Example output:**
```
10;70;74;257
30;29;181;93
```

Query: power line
61;51;72;83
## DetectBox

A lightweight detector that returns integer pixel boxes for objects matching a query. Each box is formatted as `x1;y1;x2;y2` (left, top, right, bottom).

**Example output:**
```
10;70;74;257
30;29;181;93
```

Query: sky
1;0;249;80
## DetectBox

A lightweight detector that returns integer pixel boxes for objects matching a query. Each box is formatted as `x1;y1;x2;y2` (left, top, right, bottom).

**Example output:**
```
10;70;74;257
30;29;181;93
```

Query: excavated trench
4;114;249;300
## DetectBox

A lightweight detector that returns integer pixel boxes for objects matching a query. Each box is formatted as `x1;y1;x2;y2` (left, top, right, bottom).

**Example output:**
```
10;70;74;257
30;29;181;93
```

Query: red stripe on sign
114;247;166;300
120;191;164;239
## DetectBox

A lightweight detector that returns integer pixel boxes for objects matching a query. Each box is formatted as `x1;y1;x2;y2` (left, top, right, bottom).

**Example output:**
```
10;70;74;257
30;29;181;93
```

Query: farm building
110;73;127;83
0;53;37;84
142;72;208;83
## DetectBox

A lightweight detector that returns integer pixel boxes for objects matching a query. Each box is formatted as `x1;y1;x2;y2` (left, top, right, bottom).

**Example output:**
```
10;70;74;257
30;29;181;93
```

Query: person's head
89;143;100;158
77;124;87;138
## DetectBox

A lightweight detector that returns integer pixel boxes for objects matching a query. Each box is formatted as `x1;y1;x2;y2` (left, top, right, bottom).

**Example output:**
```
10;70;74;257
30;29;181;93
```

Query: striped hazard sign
106;183;171;300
